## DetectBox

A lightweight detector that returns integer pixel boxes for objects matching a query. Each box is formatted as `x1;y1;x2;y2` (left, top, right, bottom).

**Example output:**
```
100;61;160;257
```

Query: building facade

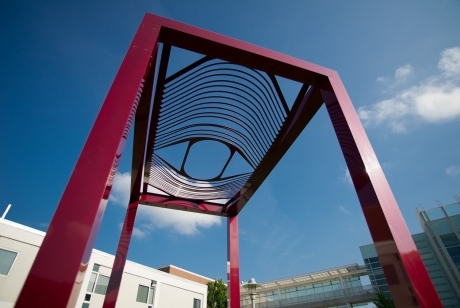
360;198;460;308
0;218;208;308
239;264;374;308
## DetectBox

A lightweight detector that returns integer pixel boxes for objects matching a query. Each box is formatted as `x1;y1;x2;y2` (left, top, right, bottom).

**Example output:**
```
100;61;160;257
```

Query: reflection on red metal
15;15;159;308
228;215;241;308
321;86;440;307
103;51;156;308
15;13;441;308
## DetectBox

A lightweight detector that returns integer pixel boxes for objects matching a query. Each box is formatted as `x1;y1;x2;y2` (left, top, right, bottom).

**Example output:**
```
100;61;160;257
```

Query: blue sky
1;0;459;289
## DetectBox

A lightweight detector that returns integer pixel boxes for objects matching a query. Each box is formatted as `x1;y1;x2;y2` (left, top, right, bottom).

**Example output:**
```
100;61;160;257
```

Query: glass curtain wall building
360;198;460;308
240;264;374;308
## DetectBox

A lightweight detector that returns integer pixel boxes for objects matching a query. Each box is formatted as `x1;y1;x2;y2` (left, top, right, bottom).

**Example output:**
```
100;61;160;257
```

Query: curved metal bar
163;77;282;135
161;86;280;138
164;66;285;124
154;130;261;168
155;128;262;165
165;65;281;118
160;96;277;145
164;61;285;120
165;60;283;116
254;69;289;117
157;111;272;153
156;152;253;183
149;155;250;200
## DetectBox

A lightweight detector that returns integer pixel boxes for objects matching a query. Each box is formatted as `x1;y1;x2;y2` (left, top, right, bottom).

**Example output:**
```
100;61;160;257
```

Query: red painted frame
15;15;160;308
228;215;241;308
15;13;441;308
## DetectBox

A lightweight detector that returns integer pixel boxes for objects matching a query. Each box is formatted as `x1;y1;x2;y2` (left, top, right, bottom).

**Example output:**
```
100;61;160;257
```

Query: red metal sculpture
15;13;442;308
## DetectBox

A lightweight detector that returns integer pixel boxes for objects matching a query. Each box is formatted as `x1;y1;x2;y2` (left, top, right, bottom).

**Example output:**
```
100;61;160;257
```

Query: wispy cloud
339;168;353;186
338;205;350;214
446;165;460;178
109;172;131;206
117;222;148;239
359;47;460;133
376;64;414;90
394;64;414;81
110;172;222;237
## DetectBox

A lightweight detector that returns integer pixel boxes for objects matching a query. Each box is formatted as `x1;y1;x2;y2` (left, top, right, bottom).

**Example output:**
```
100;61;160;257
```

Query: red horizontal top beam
146;13;335;88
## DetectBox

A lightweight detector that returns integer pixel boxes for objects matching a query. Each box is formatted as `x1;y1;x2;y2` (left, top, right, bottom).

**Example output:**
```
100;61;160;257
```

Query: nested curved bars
156;111;272;157
162;76;282;138
158;98;276;148
163;65;286;126
163;61;286;122
154;126;261;169
161;85;280;139
149;154;250;201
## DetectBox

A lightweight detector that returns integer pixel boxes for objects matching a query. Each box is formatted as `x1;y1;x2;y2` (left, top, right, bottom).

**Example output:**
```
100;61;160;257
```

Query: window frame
0;247;19;276
193;298;201;308
136;283;156;306
136;284;150;303
93;274;110;295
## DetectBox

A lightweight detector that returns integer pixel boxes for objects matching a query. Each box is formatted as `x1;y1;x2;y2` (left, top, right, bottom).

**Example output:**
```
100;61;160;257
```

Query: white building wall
0;220;44;308
158;283;204;308
0;219;207;308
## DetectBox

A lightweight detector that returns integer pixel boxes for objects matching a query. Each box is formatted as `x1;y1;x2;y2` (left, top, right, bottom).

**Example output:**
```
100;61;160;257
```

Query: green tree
373;290;395;308
207;279;227;308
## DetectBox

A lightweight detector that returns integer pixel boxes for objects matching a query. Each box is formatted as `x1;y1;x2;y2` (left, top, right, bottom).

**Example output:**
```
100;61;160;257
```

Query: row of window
83;263;201;308
1;249;202;308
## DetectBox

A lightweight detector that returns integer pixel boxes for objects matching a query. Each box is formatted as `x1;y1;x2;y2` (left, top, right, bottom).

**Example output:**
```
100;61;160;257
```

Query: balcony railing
241;285;375;308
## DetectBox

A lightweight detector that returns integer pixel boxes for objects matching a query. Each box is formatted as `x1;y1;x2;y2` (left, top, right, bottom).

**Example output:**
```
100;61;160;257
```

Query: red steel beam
228;214;241;308
322;73;442;308
15;16;159;308
102;48;157;308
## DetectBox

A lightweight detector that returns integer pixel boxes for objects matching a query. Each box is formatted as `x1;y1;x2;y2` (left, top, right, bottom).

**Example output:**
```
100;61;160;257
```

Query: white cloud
359;47;460;133
109;172;131;206
132;227;148;239
446;165;460;178
137;206;221;236
117;222;148;239
438;47;460;76
376;64;413;87
395;64;414;81
339;205;350;214
110;172;221;237
339;168;353;186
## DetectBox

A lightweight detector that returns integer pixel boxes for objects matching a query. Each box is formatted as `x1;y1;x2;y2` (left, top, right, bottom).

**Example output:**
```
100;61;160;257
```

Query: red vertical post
228;214;241;308
15;15;160;308
103;202;139;307
321;73;442;308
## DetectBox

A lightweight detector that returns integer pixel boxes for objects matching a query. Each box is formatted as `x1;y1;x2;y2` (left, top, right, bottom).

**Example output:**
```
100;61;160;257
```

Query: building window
193;298;201;308
86;272;97;292
94;275;109;295
148;286;155;305
0;248;18;275
137;282;156;306
137;285;149;303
